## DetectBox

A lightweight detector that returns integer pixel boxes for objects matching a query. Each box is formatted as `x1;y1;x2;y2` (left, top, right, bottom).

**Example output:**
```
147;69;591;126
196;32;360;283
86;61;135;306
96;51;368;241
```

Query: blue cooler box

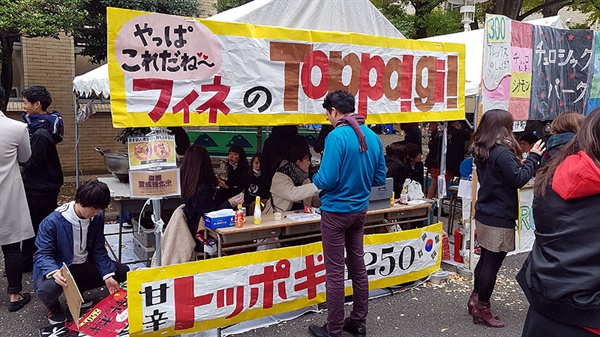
204;214;234;230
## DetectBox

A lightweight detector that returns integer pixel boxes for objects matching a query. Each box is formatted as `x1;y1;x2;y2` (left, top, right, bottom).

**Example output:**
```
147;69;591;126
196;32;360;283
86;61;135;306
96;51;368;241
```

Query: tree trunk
493;0;525;19
541;0;564;17
1;35;14;113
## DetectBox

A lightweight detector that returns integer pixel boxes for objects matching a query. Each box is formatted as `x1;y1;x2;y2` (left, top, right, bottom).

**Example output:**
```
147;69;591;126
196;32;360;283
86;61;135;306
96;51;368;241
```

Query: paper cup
274;212;282;221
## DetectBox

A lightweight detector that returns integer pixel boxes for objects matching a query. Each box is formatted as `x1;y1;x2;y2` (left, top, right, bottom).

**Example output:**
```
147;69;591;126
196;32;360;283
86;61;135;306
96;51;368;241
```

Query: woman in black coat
467;109;545;328
180;145;243;251
518;108;600;337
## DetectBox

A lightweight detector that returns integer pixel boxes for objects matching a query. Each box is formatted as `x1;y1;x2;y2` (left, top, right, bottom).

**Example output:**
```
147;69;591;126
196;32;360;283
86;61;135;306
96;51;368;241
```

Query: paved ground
0;251;530;337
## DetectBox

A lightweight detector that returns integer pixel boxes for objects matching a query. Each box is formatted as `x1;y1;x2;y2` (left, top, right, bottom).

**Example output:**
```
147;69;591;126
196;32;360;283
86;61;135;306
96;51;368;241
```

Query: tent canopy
207;0;405;39
422;16;567;97
73;62;109;99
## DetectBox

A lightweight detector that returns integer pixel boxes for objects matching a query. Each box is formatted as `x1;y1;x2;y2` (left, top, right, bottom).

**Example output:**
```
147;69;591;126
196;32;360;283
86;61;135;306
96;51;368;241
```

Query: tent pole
74;94;80;189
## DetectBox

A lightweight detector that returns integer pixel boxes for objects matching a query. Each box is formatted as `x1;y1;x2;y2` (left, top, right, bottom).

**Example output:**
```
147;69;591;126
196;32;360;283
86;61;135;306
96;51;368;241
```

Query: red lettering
358;53;385;116
301;50;329;99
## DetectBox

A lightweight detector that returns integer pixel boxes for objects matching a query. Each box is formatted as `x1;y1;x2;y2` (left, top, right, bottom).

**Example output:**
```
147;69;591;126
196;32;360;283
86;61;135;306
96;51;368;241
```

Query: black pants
22;192;58;271
1;242;24;294
522;307;599;337
36;258;129;308
473;247;507;303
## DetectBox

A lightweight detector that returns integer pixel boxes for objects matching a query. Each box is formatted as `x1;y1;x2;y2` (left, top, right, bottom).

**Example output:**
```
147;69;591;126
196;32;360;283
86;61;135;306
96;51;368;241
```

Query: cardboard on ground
61;263;83;327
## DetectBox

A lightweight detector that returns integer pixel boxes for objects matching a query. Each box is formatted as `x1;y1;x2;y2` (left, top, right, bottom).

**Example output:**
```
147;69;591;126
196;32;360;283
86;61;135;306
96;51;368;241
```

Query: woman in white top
263;146;320;214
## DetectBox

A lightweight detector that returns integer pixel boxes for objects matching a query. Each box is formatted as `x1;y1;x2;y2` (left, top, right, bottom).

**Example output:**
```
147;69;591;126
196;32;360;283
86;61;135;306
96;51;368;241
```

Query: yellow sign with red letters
126;223;442;336
107;8;465;127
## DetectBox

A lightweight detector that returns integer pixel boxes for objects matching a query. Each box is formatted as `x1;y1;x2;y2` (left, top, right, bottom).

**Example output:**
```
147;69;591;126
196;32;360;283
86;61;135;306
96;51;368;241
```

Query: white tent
208;0;405;39
73;0;405;98
422;16;567;97
73;63;110;99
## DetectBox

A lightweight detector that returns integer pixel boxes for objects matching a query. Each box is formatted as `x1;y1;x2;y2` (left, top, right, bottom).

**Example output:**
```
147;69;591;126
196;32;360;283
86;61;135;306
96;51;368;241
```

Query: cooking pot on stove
95;147;129;182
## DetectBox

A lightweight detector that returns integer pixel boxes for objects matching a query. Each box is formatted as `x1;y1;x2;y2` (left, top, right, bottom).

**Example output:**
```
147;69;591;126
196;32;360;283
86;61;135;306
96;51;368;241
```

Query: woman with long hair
517;108;600;337
385;142;410;197
263;146;320;214
180;145;243;251
540;111;585;166
467;109;545;327
217;145;250;203
242;153;269;215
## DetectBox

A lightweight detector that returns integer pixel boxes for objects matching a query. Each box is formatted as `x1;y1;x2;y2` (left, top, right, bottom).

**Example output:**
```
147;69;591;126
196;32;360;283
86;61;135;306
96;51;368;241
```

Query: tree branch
517;0;573;21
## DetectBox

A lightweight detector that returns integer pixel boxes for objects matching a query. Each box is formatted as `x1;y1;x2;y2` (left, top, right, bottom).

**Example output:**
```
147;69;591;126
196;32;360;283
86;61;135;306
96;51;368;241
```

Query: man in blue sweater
309;91;387;337
34;180;129;325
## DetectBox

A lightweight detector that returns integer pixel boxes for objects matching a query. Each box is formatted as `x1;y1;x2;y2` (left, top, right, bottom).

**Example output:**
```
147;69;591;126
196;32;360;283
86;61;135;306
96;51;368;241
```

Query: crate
133;237;155;266
132;218;156;248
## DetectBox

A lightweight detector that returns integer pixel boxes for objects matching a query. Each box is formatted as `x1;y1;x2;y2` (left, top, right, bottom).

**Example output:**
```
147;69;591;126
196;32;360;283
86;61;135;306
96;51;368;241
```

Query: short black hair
520;132;538;146
75;180;111;210
0;85;5;106
322;90;355;114
22;86;52;111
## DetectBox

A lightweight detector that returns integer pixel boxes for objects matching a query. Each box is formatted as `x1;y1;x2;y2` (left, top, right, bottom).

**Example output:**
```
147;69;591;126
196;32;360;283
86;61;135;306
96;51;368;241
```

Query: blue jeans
320;210;368;337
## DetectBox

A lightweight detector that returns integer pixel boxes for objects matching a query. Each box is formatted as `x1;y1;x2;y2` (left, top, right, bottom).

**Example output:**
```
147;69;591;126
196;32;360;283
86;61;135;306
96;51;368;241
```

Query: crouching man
33;180;129;325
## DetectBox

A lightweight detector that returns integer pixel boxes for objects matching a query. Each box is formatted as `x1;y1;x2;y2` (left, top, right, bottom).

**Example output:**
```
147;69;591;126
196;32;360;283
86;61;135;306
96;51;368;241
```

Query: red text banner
126;223;442;336
107;8;465;127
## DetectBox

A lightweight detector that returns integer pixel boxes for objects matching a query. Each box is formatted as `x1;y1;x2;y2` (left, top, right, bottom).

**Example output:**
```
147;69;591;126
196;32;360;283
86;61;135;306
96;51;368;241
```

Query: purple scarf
335;113;368;152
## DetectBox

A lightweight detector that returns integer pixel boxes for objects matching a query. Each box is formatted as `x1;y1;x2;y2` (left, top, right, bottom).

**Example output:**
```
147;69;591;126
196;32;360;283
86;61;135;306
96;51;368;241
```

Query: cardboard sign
129;168;180;198
61;263;84;328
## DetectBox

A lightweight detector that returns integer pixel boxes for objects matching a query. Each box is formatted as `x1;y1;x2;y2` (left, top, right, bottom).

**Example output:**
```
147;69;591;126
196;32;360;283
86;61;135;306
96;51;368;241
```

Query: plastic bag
407;180;425;200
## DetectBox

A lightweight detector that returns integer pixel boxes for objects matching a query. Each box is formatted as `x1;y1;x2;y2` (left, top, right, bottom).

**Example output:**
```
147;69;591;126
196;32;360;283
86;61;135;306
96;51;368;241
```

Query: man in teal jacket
309;90;386;337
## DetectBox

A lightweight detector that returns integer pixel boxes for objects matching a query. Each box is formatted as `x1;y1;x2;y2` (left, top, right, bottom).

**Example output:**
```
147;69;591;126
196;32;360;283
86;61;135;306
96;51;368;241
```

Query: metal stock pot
95;147;129;182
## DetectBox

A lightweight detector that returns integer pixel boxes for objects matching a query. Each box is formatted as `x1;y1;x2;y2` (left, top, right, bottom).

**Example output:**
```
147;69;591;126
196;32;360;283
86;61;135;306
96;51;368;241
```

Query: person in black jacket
467;109;545;328
20;86;64;272
539;111;584;167
517;107;600;337
180;145;243;251
261;126;309;193
216;145;250;204
242;153;269;215
385;142;410;197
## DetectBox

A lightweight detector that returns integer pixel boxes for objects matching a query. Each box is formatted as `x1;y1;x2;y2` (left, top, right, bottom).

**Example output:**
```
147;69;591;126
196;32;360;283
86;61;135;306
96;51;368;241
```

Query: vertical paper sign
529;26;594;120
482;14;512;113
508;20;533;121
586;31;600;114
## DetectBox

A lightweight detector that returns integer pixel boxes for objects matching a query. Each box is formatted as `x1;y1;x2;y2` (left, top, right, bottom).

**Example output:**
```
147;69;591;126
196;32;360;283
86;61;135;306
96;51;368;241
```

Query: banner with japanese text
586;31;600;114
482;14;596;121
107;8;465;127
126;223;442;336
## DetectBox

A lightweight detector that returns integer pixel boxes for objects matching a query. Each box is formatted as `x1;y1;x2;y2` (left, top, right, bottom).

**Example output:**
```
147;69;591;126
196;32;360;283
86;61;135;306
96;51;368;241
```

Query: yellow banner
107;8;465;127
127;223;442;336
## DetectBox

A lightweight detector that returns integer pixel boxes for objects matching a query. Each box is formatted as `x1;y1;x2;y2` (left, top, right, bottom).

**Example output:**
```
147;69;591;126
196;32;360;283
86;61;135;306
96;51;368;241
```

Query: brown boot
467;292;478;315
472;300;505;327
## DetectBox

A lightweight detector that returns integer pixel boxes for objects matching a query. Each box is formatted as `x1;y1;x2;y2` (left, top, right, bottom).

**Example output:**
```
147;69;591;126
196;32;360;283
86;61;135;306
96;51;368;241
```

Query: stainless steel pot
95;147;129;182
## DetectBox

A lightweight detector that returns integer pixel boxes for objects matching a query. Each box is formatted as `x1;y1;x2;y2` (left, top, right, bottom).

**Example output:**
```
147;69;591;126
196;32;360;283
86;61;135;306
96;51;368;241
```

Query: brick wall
10;0;219;175
15;34;123;175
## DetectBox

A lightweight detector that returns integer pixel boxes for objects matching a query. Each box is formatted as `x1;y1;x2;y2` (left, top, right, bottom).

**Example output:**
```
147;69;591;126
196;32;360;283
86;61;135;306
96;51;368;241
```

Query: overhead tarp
73;63;110;99
208;0;405;39
107;8;465;128
422;16;567;97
